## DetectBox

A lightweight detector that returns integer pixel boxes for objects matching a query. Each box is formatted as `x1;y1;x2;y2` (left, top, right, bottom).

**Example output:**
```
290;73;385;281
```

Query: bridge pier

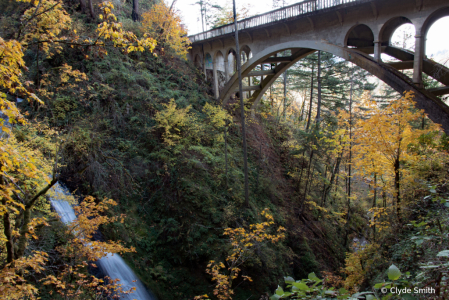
224;58;229;82
374;40;382;62
413;29;425;88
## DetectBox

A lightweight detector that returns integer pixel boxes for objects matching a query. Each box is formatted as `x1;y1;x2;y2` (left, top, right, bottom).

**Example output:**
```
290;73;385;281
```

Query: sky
173;0;449;58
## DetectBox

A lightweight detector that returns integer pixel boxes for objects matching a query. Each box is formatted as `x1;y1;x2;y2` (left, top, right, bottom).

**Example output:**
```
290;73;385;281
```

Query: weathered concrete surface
188;0;449;133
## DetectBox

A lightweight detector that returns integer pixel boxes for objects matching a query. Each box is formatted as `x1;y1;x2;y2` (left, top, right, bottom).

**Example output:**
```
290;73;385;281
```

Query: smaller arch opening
214;51;226;92
426;16;449;61
378;17;415;63
214;51;225;72
240;45;252;63
194;54;202;69
205;53;213;70
345;24;375;48
379;17;413;47
390;23;415;51
227;49;237;76
205;53;213;81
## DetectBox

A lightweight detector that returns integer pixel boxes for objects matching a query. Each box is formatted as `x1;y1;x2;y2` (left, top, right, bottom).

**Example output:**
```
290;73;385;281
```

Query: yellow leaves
21;0;72;54
200;209;285;300
0;38;28;100
154;99;197;146
0;251;48;299
96;2;156;54
335;91;444;212
43;196;136;298
141;2;191;59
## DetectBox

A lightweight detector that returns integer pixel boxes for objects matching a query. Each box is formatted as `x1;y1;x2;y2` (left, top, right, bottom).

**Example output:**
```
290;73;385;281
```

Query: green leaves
388;264;402;280
273;273;353;299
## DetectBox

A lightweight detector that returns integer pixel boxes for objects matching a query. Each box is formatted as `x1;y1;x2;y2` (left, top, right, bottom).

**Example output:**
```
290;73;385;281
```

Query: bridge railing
188;0;362;43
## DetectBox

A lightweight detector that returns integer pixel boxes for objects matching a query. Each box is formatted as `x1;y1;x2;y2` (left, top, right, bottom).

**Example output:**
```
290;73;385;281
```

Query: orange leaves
202;209;285;300
45;196;136;298
141;2;191;59
0;251;48;300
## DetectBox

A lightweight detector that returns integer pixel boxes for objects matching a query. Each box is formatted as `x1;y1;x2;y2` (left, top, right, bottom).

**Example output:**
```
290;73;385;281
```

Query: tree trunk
315;50;322;125
372;172;377;208
224;121;228;188
394;156;401;220
256;143;262;190
87;0;95;19
283;50;288;119
306;63;315;132
345;79;353;249
233;0;250;207
132;0;140;21
299;94;306;122
79;0;86;13
322;150;342;205
300;150;314;214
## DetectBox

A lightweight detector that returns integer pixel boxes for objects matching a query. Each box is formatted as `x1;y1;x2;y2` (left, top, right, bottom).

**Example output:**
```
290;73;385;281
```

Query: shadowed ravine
50;182;156;300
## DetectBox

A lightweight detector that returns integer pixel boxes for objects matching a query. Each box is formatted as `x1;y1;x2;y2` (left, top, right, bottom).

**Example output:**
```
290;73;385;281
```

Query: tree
195;209;285;300
272;0;290;9
141;1;191;58
0;1;156;297
42;197;136;299
132;0;140;21
350;91;439;220
211;1;252;28
232;0;249;207
193;0;223;31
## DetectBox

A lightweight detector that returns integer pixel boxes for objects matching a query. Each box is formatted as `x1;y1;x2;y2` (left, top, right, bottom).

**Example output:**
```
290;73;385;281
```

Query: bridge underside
220;41;449;133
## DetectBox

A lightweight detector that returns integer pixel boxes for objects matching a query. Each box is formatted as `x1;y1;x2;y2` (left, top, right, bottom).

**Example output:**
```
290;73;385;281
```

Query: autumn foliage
0;0;159;298
141;1;191;59
196;209;286;300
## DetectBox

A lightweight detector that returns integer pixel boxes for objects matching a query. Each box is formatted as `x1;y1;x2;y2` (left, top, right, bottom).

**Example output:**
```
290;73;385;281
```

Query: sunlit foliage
141;1;191;59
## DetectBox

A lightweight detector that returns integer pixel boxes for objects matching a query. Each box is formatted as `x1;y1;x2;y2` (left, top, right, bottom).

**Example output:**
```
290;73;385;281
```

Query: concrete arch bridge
187;0;449;133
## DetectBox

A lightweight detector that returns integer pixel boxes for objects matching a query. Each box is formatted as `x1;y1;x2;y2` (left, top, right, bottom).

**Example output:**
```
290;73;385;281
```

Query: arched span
220;40;449;133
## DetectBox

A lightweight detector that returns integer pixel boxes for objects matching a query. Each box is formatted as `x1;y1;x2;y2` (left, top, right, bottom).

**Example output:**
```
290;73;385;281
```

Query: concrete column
203;56;207;81
413;29;425;88
224;58;229;82
213;58;219;99
374;41;382;62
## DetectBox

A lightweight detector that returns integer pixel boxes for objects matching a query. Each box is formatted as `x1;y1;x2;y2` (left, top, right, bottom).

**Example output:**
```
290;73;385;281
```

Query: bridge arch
213;50;226;98
241;45;252;63
220;40;449;132
193;54;202;69
345;24;375;48
225;48;237;80
422;6;449;37
379;17;414;47
205;53;213;70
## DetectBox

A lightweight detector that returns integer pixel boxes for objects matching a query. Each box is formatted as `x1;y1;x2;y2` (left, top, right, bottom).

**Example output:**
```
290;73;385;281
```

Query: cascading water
50;182;156;300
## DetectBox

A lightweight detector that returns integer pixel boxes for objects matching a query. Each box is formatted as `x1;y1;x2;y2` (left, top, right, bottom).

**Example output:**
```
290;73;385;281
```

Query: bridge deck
188;0;372;43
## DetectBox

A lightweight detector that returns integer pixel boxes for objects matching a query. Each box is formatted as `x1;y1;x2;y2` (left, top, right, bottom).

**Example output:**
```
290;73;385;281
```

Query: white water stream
50;182;156;300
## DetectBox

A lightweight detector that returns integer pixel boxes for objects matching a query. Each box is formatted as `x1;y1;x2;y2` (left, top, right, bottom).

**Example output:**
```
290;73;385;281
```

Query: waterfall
50;182;156;300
